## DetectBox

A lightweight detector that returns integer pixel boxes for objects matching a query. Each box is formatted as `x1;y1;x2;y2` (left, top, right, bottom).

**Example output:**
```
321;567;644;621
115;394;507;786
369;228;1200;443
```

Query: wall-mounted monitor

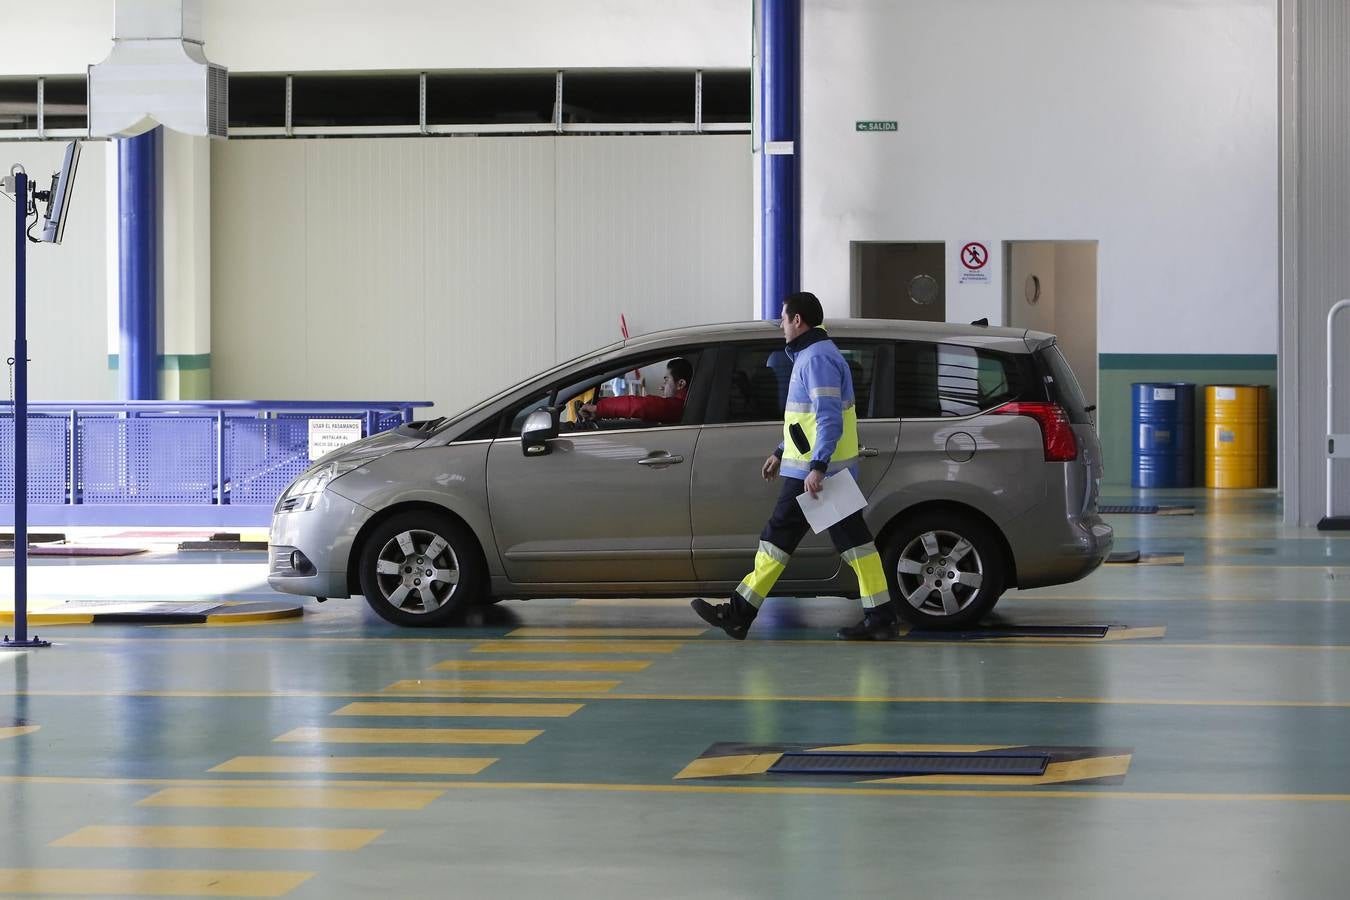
39;141;81;245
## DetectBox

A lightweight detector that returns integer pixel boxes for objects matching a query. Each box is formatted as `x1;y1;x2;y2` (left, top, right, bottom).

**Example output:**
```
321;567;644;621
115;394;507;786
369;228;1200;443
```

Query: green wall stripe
108;353;211;372
1099;353;1277;371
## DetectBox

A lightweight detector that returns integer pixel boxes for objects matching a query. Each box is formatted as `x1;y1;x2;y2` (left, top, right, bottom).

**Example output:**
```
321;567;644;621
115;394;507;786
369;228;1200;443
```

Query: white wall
211;135;751;415
0;0;750;75
801;0;1278;355
0;141;112;400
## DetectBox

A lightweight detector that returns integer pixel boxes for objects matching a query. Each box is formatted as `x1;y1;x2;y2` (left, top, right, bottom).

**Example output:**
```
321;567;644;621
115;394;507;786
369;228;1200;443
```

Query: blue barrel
1132;382;1195;488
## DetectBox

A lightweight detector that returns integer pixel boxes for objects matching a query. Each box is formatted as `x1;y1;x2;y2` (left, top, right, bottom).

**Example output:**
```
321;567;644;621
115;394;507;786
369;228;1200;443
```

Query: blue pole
12;172;28;643
760;0;800;321
118;128;159;400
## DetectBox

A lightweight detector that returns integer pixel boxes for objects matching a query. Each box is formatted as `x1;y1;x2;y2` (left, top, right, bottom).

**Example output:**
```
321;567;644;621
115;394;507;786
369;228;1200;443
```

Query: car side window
722;342;878;424
500;350;703;437
894;341;1026;418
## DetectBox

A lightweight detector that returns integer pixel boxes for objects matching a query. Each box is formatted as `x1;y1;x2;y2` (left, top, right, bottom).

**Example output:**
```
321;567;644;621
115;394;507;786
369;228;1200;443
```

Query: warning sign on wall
308;418;363;460
958;241;991;284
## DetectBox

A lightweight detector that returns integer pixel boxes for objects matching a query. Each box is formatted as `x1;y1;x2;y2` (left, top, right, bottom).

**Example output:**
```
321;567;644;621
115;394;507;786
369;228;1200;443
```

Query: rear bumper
1011;514;1113;589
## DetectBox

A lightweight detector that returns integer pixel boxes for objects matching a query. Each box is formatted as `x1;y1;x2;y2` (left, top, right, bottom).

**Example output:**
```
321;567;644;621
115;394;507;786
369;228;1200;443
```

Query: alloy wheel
372;529;461;615
894;529;984;617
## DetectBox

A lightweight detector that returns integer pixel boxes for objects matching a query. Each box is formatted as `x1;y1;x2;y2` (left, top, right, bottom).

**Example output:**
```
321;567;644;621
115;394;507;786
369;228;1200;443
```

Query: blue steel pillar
759;0;800;321
117;128;160;400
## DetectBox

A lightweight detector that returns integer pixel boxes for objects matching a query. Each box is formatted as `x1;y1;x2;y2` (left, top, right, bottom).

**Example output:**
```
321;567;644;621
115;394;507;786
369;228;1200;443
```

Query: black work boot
690;594;758;641
836;602;901;641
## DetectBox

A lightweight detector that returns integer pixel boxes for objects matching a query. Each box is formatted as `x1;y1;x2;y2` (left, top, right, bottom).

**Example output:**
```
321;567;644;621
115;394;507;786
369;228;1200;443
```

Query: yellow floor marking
52;825;382;851
384;679;619;694
507;627;707;637
10;773;1350;803
865;754;1133;786
275;725;542;745
209;755;497;775
332;701;583;718
138;787;444;810
432;660;651;673
0;725;39;740
205;607;303;625
674;753;784;779
0;867;313;897
473;641;683;654
808;743;1019;753
0;613;94;625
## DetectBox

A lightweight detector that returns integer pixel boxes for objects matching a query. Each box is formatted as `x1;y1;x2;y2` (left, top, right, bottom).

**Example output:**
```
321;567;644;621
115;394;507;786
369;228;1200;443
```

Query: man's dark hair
667;357;693;385
783;292;824;328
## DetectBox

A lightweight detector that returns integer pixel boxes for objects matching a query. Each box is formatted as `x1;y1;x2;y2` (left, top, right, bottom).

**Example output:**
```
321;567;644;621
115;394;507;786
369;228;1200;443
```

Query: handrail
0;400;433;413
1323;300;1350;529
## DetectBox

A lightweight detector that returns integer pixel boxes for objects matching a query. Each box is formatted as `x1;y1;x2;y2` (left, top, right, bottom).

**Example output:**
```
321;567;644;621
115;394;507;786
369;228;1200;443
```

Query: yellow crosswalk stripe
432;660;651;673
209;756;497;775
274;726;542;744
507;627;706;637
331;701;583;718
137;787;443;810
0;867;313;896
473;641;682;654
52;825;382;851
384;679;619;694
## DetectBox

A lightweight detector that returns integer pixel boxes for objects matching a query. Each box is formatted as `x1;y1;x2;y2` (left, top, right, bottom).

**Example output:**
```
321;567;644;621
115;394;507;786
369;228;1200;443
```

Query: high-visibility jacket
776;327;859;480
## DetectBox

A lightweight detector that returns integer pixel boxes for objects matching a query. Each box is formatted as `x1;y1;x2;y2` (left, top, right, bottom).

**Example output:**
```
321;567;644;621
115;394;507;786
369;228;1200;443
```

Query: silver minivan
268;320;1112;628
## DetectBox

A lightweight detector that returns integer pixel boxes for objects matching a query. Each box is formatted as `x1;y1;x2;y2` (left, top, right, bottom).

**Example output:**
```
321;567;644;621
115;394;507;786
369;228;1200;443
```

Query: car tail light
993;402;1079;462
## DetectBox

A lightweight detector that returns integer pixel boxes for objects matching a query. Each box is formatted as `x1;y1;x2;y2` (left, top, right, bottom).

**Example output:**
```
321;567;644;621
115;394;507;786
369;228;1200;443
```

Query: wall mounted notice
309;418;363;459
959;241;991;284
855;121;898;132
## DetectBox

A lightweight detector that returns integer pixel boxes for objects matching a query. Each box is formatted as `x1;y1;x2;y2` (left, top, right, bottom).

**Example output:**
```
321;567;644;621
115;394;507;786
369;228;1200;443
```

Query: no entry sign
959;241;991;284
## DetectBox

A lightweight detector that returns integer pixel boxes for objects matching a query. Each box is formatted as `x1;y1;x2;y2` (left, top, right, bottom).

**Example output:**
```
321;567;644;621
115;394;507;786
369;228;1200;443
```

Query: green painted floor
2;489;1350;898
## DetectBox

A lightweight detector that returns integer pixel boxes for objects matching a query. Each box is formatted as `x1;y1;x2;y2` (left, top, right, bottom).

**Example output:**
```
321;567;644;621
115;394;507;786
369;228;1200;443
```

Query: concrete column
160;129;212;400
1280;0;1350;526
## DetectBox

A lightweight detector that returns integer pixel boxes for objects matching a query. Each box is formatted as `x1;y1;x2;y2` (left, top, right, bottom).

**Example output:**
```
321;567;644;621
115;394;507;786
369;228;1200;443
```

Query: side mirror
521;408;559;457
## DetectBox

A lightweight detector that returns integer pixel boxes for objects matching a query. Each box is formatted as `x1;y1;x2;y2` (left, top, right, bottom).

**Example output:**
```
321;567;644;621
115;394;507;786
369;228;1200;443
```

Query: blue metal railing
0;400;432;526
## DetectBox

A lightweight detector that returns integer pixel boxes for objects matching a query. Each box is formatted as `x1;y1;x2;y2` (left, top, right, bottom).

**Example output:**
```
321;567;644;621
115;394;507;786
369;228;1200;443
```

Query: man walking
691;292;901;641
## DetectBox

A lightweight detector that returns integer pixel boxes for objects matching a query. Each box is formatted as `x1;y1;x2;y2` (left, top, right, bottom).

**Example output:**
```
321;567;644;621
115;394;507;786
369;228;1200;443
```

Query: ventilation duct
88;0;227;138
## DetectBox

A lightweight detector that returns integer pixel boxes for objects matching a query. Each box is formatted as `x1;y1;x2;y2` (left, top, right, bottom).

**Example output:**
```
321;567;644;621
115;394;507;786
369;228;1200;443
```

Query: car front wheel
358;511;485;627
881;509;1007;630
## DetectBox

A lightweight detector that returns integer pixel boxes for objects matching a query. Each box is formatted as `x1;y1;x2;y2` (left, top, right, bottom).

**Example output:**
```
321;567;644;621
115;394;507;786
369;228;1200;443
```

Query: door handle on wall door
637;452;684;467
859;447;880;458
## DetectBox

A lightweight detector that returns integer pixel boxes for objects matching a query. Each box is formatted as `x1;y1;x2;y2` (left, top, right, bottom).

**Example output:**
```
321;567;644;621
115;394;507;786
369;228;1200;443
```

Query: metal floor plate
769;751;1052;776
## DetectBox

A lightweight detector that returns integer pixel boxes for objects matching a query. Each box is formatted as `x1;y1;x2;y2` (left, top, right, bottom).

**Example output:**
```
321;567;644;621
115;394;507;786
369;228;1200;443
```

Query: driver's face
661;372;679;398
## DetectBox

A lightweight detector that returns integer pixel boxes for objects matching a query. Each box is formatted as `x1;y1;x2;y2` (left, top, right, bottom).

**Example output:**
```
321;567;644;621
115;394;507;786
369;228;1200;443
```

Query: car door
690;340;898;584
485;350;707;585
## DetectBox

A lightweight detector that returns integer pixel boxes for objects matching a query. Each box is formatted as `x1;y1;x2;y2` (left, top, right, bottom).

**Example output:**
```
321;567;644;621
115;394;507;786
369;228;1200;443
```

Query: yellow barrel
1205;385;1263;488
1255;384;1271;486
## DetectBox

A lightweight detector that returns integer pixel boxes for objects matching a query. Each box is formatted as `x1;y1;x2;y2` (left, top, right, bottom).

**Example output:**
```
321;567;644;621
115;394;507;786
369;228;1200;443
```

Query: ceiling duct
88;0;227;138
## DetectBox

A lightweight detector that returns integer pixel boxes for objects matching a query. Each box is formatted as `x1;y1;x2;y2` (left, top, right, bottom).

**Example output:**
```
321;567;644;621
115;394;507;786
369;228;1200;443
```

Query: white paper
796;469;869;534
1152;387;1175;401
1216;387;1238;401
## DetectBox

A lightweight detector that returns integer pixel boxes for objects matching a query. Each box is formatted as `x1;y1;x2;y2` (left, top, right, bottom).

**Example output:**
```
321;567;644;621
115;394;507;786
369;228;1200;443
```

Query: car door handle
637;453;684;467
859;446;880;458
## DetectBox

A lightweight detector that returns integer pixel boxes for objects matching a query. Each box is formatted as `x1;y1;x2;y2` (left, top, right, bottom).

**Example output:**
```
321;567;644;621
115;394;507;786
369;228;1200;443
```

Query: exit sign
856;120;898;132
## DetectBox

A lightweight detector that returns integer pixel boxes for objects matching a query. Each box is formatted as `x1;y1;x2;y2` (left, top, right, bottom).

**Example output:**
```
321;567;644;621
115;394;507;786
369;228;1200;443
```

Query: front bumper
267;488;373;599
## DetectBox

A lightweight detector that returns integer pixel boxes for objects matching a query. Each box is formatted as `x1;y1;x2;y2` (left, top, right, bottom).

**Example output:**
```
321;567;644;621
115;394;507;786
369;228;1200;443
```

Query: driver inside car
579;357;692;425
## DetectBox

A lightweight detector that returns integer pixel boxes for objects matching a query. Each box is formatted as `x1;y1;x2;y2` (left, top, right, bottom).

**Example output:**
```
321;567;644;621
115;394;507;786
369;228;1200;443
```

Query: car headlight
277;459;365;512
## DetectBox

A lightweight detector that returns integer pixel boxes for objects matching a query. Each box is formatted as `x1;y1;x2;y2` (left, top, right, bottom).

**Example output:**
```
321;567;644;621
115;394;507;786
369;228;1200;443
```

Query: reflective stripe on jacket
779;328;858;479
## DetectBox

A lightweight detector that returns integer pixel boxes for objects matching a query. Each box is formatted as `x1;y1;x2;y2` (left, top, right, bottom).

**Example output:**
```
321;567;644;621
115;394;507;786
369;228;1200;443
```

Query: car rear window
1036;344;1093;424
894;341;1029;417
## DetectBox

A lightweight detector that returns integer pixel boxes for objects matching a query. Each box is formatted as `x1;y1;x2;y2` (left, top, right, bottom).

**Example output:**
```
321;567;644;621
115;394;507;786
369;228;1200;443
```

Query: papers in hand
795;469;868;534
